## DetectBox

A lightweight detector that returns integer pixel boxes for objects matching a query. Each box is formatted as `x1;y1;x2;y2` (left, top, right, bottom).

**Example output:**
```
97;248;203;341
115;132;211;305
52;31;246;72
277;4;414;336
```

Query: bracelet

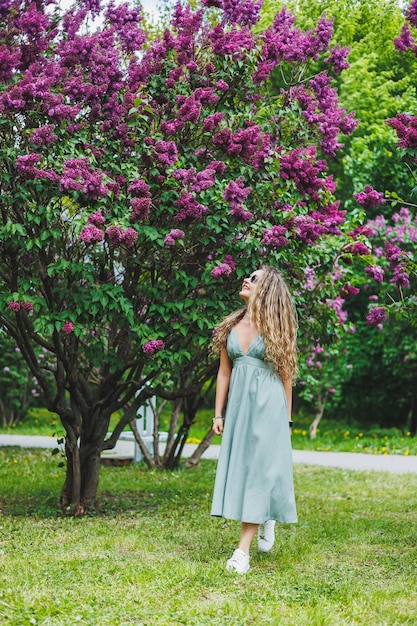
212;416;224;424
288;420;293;428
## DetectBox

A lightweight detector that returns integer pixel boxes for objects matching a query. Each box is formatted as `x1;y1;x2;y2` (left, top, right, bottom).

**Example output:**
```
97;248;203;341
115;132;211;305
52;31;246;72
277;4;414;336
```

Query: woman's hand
212;417;224;435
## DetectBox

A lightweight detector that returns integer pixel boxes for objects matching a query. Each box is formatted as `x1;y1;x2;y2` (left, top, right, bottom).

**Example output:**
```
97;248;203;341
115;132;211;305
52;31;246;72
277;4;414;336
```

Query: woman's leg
238;522;259;555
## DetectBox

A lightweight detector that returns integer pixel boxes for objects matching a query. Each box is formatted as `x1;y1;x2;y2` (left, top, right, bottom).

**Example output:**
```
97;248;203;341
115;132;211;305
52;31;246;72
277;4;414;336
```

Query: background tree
258;0;417;432
0;329;42;426
260;0;415;209
0;0;357;514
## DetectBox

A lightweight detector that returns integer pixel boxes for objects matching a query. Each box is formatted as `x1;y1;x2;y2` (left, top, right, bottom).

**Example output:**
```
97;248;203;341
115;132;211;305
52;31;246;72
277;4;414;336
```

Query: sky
139;0;161;21
58;0;161;21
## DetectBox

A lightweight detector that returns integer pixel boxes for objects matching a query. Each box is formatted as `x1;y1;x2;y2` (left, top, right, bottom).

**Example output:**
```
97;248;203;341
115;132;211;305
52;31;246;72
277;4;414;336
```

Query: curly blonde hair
212;266;298;383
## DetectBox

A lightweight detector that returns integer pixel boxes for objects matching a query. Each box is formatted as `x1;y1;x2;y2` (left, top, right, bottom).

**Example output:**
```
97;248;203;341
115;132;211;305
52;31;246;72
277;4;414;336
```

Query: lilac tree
0;332;41;426
0;0;356;514
317;0;417;435
349;0;417;326
297;342;353;438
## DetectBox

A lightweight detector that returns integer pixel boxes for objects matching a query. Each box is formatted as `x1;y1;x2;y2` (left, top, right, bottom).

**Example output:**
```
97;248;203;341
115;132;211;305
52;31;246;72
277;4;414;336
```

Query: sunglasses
245;274;260;284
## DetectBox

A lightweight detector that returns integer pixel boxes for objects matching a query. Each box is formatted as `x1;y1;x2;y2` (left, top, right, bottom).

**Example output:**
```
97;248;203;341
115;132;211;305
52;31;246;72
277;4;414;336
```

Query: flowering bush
348;1;417;327
0;0;356;511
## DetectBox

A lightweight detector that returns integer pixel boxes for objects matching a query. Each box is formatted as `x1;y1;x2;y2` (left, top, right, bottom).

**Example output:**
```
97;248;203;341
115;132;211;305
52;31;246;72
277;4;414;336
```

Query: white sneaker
258;520;276;552
226;548;250;574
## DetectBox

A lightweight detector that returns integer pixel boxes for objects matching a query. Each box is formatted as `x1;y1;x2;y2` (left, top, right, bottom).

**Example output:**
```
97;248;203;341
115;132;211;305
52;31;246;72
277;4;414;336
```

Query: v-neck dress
211;327;297;524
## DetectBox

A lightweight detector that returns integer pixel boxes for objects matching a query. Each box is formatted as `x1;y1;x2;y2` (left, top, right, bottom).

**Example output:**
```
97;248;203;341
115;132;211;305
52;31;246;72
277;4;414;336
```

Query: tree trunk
409;394;417;437
58;407;109;515
309;391;327;439
162;399;182;465
78;450;101;517
184;427;215;468
164;403;197;469
59;424;79;511
130;418;157;469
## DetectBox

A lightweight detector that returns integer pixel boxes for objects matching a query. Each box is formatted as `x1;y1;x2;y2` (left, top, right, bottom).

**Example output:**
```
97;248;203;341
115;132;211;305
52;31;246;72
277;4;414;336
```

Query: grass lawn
0;448;417;625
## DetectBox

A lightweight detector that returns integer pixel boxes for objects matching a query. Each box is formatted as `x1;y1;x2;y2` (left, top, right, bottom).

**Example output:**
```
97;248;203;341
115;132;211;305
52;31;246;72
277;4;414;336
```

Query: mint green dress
211;328;297;524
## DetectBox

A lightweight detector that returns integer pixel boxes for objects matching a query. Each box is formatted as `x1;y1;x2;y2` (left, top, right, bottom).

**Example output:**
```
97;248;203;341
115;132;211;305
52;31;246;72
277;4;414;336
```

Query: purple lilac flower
339;284;360;298
8;301;21;312
223;125;268;166
22;302;34;313
354;185;385;210
392;207;411;224
15;4;51;38
216;80;229;90
390;266;410;288
143;339;165;356
310;201;346;233
291;72;358;156
105;2;146;54
408;0;417;28
202;0;262;26
61;159;110;199
384;242;402;264
211;264;233;279
329;296;348;324
88;211;106;227
230;205;253;221
294;216;327;244
176;94;201;124
209;24;255;58
190;167;217;192
365;265;384;283
325;45;350;74
223;177;251;204
262;225;289;248
16;153;41;172
366;307;387;327
159;120;182;136
347;225;374;239
345;241;371;255
130;198;151;221
153;140;178;168
174;192;208;222
166;66;183;89
0;45;20;83
202;112;224;133
62;321;74;334
172;2;203;34
394;24;414;52
387;114;417;149
209;160;227;175
106;226;123;246
164;229;185;246
213;127;233;151
303;267;316;290
79;224;105;245
29;125;58;145
121;227;138;248
279;146;326;200
128;178;151;198
223;254;235;271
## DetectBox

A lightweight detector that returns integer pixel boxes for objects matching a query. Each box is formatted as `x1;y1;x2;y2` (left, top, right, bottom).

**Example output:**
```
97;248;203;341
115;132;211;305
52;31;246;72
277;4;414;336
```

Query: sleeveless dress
211;327;297;524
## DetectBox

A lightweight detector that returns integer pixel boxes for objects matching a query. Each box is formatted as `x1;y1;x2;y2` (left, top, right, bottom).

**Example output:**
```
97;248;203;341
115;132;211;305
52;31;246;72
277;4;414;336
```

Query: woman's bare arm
282;378;292;422
213;347;232;435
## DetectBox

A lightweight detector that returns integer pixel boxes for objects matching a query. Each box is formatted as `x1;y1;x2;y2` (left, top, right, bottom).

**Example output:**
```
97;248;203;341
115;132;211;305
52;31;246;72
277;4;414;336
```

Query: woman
211;265;298;574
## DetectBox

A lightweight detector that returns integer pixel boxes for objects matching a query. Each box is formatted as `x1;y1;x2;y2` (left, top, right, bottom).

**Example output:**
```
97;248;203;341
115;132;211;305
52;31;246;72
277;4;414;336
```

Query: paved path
1;434;417;474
